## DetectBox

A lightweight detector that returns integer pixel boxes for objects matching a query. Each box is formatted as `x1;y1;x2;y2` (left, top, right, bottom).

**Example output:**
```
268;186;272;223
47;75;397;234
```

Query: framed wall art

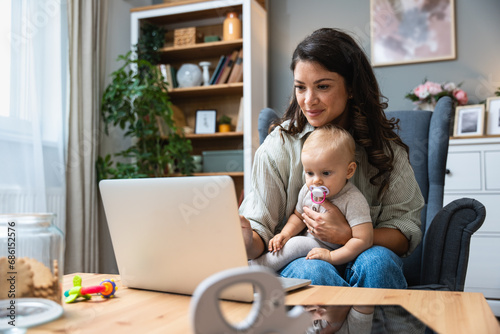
486;97;500;135
453;104;485;138
370;0;456;67
195;109;217;134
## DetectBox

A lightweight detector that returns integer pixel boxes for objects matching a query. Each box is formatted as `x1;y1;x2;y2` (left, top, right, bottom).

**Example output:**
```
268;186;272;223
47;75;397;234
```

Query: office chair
258;96;485;291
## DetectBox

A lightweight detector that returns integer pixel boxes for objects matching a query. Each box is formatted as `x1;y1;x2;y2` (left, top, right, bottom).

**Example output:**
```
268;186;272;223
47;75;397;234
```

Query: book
235;96;244;132
214;56;229;84
166;64;175;91
170;65;178;88
158;64;174;91
216;49;239;84
209;55;226;85
227;48;243;83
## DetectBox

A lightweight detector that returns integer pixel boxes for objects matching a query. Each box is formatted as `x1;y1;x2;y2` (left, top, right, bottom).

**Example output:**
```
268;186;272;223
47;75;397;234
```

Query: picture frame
195;109;217;134
486;97;500;135
453;104;485;138
370;0;456;67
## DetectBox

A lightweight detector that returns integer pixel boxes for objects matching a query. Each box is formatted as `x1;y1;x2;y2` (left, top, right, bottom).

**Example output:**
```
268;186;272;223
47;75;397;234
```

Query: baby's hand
268;233;289;252
306;247;331;262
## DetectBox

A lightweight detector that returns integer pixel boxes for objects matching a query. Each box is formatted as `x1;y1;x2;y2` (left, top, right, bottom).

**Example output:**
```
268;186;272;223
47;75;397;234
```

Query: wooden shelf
159;39;243;62
170;171;243;177
131;0;221;12
168;82;243;98
161;131;243;141
133;4;243;25
131;0;265;12
185;131;243;139
161;132;243;154
194;171;243;177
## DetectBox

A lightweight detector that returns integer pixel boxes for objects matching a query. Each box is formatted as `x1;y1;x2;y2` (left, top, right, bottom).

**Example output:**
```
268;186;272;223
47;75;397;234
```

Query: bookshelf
130;0;268;196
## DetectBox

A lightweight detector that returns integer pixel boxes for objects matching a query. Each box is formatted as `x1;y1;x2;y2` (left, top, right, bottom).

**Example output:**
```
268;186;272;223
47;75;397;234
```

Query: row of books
210;48;243;85
157;47;243;90
158;64;179;91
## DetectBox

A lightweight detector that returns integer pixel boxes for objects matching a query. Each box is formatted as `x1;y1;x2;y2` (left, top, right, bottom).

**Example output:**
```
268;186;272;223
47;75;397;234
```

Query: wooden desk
28;273;499;334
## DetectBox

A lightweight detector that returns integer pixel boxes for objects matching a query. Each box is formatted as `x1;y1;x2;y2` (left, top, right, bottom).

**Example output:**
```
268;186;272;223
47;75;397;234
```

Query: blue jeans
278;246;407;289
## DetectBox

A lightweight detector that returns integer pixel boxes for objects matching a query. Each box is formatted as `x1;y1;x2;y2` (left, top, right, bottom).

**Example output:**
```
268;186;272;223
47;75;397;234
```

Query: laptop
99;176;310;302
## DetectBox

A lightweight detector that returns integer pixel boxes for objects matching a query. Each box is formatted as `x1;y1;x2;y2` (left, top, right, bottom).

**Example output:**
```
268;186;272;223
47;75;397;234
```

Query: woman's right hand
302;200;352;245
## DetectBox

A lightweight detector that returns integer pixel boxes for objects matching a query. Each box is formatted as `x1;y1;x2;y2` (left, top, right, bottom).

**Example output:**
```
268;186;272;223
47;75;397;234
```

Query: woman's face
294;60;350;128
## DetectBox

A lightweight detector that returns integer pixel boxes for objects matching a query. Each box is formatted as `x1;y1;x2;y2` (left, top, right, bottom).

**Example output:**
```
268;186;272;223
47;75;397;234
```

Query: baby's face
301;146;355;198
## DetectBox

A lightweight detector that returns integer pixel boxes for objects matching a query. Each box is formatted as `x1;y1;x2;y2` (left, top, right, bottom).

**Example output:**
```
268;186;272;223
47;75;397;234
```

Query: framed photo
370;0;456;67
195;109;217;134
486;97;500;135
453;104;485;137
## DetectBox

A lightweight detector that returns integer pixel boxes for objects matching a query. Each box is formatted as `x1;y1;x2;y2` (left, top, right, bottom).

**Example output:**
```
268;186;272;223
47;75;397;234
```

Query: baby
251;124;373;271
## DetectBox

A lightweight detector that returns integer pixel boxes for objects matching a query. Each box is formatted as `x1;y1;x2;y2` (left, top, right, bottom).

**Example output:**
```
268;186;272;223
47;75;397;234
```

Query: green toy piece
64;275;92;303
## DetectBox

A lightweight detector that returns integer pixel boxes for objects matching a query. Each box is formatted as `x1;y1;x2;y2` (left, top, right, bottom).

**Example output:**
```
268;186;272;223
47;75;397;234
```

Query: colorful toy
64;275;117;303
309;185;330;204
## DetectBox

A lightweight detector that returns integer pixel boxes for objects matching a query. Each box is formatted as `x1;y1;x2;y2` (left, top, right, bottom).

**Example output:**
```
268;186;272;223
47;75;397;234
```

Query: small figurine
64;275;117;303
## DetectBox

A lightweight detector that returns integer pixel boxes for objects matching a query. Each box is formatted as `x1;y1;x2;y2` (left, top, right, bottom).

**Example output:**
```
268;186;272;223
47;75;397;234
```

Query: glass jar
0;213;64;304
223;11;242;41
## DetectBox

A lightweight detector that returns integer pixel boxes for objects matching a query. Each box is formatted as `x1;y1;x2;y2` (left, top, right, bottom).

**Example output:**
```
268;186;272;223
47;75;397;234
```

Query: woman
239;28;424;288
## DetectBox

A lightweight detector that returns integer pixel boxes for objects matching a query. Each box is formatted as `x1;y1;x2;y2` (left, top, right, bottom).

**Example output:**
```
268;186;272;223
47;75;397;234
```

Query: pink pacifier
309;185;330;204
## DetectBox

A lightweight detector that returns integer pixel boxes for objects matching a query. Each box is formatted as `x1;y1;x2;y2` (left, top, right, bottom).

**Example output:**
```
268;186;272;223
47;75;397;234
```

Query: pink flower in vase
414;84;430;99
453;89;468;105
424;81;443;96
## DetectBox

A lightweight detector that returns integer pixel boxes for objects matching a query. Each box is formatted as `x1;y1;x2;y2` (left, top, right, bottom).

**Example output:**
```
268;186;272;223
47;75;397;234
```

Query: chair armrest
420;198;486;291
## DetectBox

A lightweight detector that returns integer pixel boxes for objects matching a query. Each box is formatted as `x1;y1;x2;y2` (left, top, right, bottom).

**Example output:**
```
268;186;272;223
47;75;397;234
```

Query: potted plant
97;22;194;180
218;115;232;133
97;51;195;179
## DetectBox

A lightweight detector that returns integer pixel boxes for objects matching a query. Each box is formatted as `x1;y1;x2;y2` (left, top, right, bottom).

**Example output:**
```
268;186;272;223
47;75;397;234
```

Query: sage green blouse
239;121;424;257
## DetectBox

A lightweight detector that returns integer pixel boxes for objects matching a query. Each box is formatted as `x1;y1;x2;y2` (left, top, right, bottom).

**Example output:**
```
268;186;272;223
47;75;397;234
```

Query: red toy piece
64;275;117;303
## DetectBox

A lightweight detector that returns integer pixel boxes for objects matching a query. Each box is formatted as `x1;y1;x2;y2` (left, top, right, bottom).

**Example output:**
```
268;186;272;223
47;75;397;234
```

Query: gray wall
98;0;499;272
267;0;500;114
100;0;153;274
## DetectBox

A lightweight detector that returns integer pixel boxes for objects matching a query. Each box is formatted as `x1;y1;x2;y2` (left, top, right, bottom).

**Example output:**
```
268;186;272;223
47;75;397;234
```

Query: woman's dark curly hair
276;28;408;198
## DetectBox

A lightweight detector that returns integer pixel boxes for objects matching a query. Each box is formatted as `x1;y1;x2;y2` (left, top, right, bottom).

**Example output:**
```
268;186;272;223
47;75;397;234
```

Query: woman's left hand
302;200;352;245
239;215;265;259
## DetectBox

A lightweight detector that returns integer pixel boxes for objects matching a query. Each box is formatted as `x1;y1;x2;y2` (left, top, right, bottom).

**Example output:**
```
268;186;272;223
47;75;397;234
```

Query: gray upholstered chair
386;96;485;291
258;96;486;291
258;108;279;145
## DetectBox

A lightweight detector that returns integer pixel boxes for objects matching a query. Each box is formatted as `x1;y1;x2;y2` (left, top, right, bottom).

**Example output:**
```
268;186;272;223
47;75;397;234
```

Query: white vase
199;61;211;86
176;64;203;88
418;102;435;111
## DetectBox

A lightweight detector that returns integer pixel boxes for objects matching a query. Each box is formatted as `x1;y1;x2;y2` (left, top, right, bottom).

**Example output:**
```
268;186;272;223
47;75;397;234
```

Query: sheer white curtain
0;0;68;233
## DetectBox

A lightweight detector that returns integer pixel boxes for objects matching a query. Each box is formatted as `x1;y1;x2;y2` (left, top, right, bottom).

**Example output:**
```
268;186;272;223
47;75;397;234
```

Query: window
0;0;68;231
0;0;11;118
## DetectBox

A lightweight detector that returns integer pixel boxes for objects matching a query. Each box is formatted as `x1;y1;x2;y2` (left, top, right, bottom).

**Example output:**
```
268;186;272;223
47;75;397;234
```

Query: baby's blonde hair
302;124;356;163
